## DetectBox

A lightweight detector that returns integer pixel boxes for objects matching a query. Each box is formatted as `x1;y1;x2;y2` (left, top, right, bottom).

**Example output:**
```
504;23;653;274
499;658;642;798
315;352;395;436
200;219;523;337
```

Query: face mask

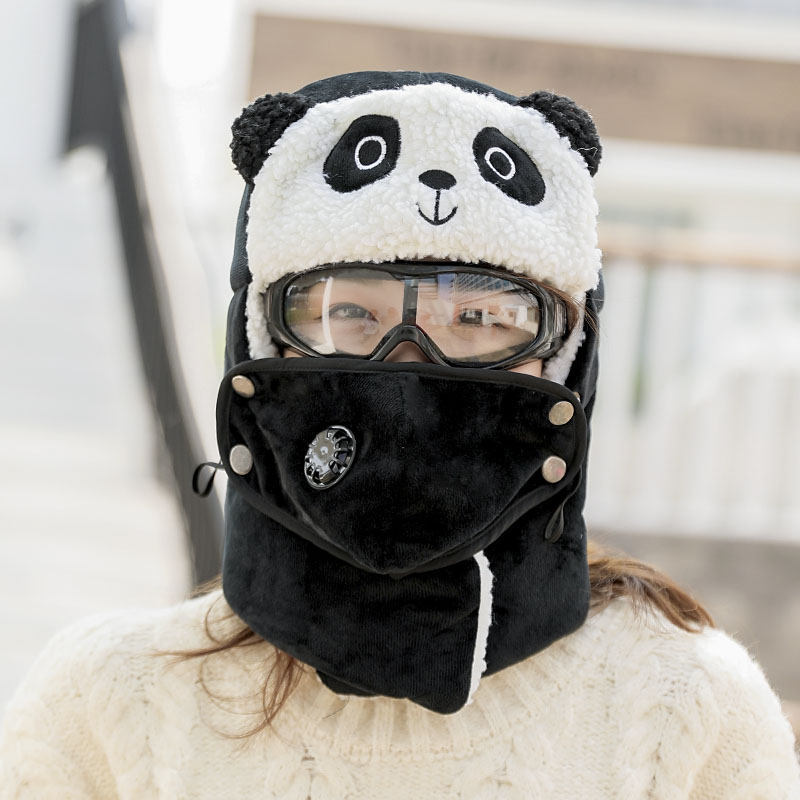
219;351;595;712
216;70;603;713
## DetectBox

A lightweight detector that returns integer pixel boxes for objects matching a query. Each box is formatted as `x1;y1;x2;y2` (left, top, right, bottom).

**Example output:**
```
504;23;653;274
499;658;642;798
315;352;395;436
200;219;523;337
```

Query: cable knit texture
1;592;798;799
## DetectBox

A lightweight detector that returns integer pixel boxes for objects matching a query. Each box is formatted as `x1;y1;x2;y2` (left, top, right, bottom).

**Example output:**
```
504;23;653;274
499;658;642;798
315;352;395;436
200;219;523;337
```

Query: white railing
587;256;800;542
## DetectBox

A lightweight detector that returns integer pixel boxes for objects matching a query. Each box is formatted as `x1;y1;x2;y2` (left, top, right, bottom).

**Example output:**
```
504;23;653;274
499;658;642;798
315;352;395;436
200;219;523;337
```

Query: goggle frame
264;261;571;370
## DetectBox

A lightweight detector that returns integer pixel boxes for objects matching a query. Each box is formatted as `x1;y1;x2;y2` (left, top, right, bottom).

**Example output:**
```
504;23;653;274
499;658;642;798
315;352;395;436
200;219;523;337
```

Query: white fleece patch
244;82;601;371
466;550;494;706
542;306;586;385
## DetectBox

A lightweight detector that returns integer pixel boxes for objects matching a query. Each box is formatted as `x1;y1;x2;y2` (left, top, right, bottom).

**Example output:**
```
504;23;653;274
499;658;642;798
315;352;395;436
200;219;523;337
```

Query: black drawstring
192;461;223;498
544;468;582;543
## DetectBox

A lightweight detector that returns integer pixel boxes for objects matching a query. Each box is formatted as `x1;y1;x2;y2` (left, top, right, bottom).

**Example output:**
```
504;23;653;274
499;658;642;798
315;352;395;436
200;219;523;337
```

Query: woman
1;71;797;798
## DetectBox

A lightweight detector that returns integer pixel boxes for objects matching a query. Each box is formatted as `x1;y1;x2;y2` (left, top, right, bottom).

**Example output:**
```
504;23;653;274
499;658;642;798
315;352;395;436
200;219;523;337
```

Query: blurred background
1;0;798;734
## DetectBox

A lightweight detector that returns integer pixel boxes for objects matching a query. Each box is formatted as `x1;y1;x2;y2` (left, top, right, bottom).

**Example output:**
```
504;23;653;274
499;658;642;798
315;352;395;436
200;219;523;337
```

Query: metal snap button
231;375;255;398
542;455;567;484
230;444;253;475
548;400;574;426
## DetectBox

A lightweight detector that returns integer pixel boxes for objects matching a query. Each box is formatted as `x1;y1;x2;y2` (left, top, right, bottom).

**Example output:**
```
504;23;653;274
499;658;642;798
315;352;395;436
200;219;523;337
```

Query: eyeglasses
264;261;570;369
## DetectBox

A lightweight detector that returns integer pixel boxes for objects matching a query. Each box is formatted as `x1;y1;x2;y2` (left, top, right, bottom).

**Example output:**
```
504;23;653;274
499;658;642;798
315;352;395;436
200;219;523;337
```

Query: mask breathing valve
304;426;357;489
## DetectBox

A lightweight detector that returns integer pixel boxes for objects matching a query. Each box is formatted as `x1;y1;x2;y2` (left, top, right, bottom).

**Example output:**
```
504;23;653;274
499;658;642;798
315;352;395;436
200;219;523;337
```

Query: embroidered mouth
417;190;458;226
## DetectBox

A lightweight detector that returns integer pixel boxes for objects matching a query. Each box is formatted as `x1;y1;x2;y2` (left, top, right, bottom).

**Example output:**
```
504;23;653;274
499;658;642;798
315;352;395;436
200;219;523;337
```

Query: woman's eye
329;303;375;321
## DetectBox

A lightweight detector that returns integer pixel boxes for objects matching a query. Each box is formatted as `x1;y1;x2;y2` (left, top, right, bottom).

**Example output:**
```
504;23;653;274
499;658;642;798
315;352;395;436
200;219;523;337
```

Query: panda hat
218;71;604;713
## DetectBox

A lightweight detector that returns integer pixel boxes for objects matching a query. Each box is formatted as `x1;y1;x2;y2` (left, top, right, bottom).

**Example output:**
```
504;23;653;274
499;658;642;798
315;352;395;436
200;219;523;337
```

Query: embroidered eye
484;147;515;180
324;115;401;193
473;127;545;207
354;136;387;170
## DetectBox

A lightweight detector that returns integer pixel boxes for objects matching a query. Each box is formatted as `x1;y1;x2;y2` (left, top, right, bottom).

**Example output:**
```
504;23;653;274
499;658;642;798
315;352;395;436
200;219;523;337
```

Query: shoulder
0;592;236;797
1;590;252;749
579;597;787;708
568;597;789;722
14;591;224;688
557;598;800;797
575;596;758;674
2;592;225;725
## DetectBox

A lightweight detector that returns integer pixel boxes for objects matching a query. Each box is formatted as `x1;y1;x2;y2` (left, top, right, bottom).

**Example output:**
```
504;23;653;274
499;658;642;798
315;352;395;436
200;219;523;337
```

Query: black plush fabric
517;91;602;176
296;70;520;108
224;487;481;712
230;93;310;183
219;360;586;576
223;286;250;371
220;359;592;712
228;183;252;292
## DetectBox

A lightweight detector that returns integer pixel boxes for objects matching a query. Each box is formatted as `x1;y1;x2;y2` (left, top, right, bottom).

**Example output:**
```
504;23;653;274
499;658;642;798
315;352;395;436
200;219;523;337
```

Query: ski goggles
264;262;572;369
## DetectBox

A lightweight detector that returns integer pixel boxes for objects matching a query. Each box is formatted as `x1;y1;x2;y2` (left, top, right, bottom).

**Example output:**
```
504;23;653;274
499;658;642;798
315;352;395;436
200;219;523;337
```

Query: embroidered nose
419;170;456;190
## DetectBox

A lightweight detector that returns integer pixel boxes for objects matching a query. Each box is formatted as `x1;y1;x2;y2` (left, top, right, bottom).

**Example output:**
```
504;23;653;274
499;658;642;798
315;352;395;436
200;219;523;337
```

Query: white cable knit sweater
1;590;798;799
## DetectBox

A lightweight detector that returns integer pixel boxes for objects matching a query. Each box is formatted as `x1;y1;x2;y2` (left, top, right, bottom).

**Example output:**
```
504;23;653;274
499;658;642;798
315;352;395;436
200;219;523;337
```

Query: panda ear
517;92;601;176
230;92;311;183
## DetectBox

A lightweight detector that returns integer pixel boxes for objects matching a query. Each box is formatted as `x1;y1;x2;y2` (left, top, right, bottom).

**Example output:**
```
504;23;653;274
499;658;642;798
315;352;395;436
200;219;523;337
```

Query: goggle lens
286;269;402;356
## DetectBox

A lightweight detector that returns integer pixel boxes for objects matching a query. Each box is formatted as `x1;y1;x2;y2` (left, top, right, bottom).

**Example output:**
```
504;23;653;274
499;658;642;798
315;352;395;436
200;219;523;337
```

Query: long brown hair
174;540;713;737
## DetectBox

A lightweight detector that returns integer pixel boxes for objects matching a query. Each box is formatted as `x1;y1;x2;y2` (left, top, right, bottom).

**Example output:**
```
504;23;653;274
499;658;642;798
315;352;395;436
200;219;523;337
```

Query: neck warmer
216;71;603;713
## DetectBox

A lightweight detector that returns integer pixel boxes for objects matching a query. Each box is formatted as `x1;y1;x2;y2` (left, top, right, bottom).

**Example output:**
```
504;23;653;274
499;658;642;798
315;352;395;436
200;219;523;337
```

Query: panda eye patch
325;115;400;193
473;127;545;207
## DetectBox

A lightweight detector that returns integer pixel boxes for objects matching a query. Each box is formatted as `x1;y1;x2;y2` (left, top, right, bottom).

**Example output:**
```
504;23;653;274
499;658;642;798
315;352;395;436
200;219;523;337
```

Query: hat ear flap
230;92;311;183
517;92;601;176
